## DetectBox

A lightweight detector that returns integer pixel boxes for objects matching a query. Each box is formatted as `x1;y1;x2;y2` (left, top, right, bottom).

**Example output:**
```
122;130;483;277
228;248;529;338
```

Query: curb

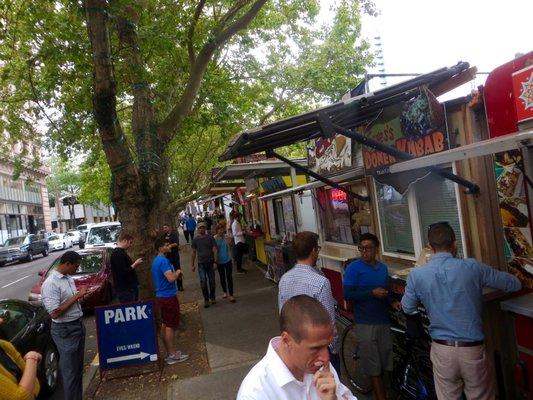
83;354;100;396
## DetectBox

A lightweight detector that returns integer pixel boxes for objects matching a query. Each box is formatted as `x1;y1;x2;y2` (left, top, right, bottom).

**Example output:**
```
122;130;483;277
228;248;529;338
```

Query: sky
359;0;533;96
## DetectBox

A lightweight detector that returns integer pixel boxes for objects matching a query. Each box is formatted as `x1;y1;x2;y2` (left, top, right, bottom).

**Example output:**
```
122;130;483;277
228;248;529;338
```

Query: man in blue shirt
343;233;400;400
401;222;521;399
184;214;197;244
151;238;189;365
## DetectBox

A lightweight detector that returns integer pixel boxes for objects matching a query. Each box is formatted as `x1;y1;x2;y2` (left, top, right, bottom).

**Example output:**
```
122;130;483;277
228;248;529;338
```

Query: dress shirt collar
429;252;454;262
293;263;321;274
266;337;302;387
52;270;67;279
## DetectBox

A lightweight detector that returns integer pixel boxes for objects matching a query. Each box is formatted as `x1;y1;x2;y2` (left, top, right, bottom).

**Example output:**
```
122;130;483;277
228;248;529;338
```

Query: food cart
219;55;533;397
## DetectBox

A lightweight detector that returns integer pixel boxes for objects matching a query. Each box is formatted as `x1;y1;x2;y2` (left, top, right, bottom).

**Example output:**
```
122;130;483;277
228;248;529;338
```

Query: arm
401;273;419;315
191;248;197;271
164;269;182;283
478;262;522;292
41;282;86;320
212;245;218;267
0;341;41;400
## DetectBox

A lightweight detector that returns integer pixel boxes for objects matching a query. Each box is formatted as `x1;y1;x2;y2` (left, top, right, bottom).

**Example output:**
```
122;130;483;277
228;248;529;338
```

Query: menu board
282;196;296;235
495;150;533;289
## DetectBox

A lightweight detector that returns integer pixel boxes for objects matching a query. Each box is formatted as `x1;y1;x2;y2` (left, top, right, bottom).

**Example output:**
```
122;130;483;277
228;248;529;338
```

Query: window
375;170;464;258
0;302;34;341
273;198;285;235
47;253;103;276
316;181;370;245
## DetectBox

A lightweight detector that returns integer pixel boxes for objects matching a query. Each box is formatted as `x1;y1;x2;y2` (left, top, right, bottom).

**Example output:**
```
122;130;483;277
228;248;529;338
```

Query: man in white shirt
231;211;247;273
237;295;356;400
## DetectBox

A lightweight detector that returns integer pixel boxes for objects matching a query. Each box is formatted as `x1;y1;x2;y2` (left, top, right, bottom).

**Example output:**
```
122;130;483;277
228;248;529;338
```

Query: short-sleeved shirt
191;234;217;263
41;270;83;323
185;217;197;232
232;220;245;244
151;255;177;298
343;259;390;325
215;236;231;264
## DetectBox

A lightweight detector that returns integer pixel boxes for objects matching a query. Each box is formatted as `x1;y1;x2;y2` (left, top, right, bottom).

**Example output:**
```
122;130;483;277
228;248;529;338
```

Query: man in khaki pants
401;222;521;399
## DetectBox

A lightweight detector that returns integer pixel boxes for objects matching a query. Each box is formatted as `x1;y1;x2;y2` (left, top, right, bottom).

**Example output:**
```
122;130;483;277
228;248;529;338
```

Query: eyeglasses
358;245;375;252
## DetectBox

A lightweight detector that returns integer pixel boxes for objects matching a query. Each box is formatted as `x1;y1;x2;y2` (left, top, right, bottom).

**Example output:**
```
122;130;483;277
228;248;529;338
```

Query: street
0;246;98;400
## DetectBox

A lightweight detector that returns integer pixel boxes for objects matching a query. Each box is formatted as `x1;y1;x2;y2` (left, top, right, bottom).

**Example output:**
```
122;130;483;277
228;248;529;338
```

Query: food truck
218;53;533;398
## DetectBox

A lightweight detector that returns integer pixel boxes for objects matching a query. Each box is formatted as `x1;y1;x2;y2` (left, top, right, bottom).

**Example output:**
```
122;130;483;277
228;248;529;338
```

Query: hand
372;287;388;299
391;300;402;311
133;258;143;268
313;363;336;400
24;351;42;364
175;270;183;278
77;287;89;299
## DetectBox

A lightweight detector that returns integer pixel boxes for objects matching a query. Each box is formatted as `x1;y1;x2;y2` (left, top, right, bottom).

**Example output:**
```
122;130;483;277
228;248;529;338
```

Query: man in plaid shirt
278;231;339;374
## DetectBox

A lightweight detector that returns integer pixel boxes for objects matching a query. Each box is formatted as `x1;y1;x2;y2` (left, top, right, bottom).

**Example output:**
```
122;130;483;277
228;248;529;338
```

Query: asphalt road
0;246;98;400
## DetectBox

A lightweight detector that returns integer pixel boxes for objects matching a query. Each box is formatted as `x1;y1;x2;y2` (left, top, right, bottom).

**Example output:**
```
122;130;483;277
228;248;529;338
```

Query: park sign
95;301;159;370
362;86;449;192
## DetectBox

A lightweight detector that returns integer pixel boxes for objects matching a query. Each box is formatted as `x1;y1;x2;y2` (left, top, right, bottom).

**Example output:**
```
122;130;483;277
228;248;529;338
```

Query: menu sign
495;150;533;289
309;134;352;175
362;86;448;192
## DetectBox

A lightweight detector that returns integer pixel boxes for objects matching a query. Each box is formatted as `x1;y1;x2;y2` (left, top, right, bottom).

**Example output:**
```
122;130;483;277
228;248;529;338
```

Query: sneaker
229;296;236;303
210;299;216;305
204;301;210;308
165;356;179;365
170;352;189;363
222;293;228;299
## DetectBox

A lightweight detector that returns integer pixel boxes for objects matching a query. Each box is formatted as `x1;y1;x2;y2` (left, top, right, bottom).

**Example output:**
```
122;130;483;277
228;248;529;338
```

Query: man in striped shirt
278;231;339;374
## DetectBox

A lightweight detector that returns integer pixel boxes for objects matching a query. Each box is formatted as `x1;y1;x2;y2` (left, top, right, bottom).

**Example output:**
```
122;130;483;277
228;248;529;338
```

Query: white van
85;222;121;249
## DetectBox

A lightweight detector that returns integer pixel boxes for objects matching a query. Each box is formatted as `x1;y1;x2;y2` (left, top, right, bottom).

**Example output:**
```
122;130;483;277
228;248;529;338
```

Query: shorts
355;324;393;376
156;296;180;328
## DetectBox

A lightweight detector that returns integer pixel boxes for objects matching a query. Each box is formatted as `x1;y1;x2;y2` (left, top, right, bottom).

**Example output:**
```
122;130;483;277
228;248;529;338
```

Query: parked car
0;234;49;266
47;234;73;251
29;248;113;309
85;222;121;249
65;230;83;245
0;299;59;395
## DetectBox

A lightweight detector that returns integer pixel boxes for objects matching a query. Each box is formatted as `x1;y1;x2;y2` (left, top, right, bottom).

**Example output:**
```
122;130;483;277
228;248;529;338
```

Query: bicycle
340;312;436;399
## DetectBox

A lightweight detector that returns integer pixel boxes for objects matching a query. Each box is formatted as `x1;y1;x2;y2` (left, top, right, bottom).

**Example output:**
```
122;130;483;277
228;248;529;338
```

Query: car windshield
0;302;34;341
4;237;25;246
87;226;120;245
47;253;103;276
48;235;60;241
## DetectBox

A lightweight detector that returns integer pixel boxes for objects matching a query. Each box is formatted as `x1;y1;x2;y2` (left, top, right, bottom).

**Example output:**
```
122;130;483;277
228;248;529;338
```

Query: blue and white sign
95;300;158;370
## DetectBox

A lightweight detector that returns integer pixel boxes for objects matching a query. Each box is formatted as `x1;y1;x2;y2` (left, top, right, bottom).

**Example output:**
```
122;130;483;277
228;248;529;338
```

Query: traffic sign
95;300;159;370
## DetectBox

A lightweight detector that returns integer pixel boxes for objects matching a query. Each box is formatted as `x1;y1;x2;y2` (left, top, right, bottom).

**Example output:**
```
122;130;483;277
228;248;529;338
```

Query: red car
29;248;113;309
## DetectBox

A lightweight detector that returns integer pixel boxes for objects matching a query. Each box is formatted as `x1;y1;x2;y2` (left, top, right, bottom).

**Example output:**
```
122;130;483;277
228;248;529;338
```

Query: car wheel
39;343;59;395
27;252;33;262
42;247;49;257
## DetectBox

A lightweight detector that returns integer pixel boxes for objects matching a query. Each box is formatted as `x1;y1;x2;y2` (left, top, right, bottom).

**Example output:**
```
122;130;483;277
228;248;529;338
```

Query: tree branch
187;0;207;66
158;0;268;144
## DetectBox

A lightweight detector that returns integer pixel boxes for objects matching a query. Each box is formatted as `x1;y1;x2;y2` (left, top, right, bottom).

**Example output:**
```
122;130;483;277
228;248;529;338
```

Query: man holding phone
343;233;400;400
111;232;143;302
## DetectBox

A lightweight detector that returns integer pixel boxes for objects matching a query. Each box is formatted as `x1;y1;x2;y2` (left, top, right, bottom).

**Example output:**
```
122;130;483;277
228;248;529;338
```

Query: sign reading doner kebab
362;86;449;192
95;301;159;370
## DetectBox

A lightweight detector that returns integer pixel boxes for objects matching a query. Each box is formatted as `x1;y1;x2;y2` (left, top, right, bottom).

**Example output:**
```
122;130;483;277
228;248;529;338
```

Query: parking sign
95;300;158;370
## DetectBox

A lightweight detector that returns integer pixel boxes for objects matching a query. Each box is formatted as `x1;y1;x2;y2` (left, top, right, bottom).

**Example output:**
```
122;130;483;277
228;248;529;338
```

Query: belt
52;318;82;325
433;339;483;347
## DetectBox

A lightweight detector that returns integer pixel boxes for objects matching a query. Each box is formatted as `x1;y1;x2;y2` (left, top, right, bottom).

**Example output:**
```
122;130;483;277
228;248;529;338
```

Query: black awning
219;62;471;162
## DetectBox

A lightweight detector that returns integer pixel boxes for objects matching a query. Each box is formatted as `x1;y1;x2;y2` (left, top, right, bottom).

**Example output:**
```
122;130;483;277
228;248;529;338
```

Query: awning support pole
266;150;370;202
330;123;480;194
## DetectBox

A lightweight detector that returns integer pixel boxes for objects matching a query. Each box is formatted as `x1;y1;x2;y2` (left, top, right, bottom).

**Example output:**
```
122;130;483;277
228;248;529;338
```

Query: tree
0;0;374;297
46;158;82;230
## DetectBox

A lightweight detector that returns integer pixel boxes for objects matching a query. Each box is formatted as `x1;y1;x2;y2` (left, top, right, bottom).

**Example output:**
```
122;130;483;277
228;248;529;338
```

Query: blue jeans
198;262;216;301
51;319;85;400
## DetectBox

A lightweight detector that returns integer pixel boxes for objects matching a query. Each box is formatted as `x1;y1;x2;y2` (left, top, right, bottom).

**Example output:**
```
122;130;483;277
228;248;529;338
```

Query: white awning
389;129;533;174
198;193;230;205
259;166;365;200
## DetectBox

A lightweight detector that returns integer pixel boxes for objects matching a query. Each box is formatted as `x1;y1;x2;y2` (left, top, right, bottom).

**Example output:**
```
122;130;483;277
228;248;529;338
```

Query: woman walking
214;224;236;302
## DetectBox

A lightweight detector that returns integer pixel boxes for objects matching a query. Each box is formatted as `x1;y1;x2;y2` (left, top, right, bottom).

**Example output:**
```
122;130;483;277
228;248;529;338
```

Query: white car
47;234;73;251
66;230;83;245
85;222;121;249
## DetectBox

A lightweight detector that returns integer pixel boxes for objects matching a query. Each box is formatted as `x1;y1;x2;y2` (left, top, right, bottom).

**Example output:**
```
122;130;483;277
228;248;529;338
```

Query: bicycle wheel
341;323;373;394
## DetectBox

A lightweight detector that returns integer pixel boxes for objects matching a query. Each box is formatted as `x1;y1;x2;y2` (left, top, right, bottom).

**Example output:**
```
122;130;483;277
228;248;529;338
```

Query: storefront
218;58;533;397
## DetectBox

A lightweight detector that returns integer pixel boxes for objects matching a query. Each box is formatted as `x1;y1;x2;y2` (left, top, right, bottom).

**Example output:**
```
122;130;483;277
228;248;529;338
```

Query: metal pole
267;150;370;202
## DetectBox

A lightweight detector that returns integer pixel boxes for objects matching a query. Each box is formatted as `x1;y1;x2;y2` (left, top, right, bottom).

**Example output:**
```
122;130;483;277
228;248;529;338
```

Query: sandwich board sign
95;300;158;370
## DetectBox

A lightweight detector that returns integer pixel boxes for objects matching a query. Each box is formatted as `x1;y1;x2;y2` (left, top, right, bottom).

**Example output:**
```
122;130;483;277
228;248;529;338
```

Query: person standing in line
162;223;183;291
237;295;356;400
278;231;341;375
204;212;213;233
343;232;400;400
191;222;218;308
184;213;197;244
214;223;236;303
151;238;189;365
231;211;248;273
401;222;521;399
41;251;87;400
111;232;143;302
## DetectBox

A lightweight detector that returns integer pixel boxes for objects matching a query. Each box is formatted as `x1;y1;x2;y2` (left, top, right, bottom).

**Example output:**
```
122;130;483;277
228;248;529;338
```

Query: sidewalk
84;240;280;399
